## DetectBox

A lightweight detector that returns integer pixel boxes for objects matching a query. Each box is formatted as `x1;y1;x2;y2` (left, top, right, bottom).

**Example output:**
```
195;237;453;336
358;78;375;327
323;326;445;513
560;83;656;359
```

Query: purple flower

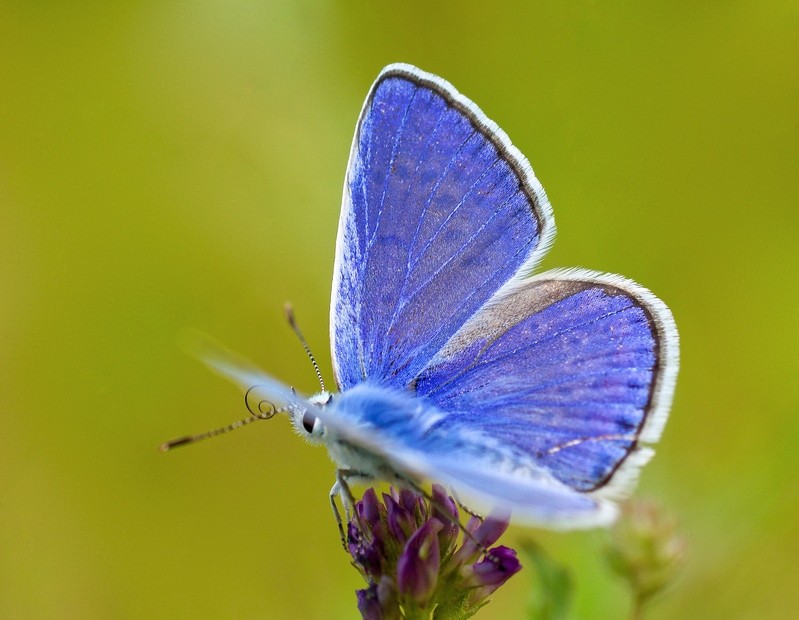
430;484;459;554
396;519;443;606
383;492;417;544
347;485;521;619
358;487;384;528
462;545;522;601
356;584;382;620
356;576;400;620
452;514;510;566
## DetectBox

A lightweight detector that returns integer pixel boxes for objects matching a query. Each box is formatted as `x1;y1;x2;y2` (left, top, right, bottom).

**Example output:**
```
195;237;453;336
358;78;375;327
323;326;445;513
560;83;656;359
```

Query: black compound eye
302;411;317;434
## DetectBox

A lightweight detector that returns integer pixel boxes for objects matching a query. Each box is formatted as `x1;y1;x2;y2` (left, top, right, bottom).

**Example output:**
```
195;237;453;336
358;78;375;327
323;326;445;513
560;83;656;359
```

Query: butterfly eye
302;411;317;434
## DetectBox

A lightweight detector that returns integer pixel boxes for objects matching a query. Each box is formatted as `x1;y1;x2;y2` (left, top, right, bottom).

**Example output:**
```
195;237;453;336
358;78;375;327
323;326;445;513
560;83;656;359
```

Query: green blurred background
1;2;797;618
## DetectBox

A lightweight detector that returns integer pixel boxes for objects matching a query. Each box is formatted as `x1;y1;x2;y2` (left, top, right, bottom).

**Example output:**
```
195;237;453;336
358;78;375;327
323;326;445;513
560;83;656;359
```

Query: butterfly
178;63;679;530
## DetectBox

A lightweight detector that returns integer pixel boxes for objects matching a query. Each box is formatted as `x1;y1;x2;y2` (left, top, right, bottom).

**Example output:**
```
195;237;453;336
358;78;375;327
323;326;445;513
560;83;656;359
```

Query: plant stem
630;594;647;620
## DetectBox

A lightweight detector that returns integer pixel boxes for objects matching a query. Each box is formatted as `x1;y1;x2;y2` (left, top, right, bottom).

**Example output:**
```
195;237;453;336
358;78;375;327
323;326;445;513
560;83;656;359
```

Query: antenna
284;303;326;392
160;391;284;452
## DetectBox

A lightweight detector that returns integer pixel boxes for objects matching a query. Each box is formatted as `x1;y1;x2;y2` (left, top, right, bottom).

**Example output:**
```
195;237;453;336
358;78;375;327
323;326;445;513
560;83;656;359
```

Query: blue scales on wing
414;272;676;494
331;66;553;391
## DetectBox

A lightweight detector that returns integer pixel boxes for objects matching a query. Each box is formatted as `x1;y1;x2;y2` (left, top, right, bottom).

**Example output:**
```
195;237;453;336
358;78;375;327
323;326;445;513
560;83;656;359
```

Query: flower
348;485;521;620
605;499;686;616
462;545;522;602
396;519;443;606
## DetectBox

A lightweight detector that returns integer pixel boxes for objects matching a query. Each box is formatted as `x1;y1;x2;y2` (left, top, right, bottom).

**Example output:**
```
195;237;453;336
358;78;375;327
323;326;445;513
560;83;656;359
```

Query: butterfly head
289;391;334;445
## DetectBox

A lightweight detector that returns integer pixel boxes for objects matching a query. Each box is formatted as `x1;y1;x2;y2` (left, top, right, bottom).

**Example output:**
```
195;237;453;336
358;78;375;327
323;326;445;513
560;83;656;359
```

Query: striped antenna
284;303;326;392
160;391;283;452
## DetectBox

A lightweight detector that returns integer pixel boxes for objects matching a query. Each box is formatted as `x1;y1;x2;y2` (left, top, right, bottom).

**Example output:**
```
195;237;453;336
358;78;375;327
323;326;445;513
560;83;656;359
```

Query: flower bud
606;499;686;604
396;519;443;606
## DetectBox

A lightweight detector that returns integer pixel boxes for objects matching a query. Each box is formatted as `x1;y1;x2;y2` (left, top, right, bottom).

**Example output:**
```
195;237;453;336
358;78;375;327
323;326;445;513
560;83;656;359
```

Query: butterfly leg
329;479;346;547
330;468;370;549
450;489;484;520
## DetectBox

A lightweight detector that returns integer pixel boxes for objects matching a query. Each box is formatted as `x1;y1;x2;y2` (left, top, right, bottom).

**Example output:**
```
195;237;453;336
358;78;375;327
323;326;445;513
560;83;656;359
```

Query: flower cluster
605;499;685;614
347;485;521;620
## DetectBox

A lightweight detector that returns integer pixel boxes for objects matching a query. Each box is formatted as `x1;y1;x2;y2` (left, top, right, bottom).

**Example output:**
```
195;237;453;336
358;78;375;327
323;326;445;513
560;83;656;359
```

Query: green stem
630;593;648;620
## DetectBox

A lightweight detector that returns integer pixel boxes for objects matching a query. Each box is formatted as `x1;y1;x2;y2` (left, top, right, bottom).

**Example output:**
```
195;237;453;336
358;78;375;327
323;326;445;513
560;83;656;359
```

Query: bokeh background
2;2;797;618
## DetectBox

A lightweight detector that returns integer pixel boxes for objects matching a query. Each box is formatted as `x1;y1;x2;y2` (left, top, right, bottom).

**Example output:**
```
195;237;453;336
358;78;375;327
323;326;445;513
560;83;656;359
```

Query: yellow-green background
2;2;797;618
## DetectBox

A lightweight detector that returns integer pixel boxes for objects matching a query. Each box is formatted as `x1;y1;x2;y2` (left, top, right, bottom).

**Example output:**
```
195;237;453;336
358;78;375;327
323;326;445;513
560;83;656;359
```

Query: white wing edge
329;62;557;387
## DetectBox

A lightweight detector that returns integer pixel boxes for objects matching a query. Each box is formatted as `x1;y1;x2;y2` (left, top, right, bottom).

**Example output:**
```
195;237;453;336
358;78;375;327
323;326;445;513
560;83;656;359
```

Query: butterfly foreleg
449;488;484;520
330;468;371;548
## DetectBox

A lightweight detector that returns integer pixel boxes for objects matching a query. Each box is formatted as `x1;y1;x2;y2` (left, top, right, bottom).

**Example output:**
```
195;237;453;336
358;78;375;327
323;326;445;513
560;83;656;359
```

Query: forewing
331;64;554;390
181;330;301;408
414;269;679;495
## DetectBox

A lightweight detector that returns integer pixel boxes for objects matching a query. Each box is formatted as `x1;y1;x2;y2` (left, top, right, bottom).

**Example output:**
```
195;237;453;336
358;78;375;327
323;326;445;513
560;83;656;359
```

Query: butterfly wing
418;451;617;527
329;64;678;514
322;382;616;528
414;268;679;496
331;64;555;390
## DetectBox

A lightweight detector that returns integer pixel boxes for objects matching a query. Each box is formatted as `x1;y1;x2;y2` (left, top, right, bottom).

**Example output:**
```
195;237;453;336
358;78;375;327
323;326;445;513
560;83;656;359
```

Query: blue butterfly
191;64;678;529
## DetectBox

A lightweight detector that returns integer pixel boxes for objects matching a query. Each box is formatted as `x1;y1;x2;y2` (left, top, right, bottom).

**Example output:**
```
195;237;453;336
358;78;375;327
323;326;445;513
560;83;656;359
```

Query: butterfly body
309;384;450;483
199;63;678;529
313;383;533;478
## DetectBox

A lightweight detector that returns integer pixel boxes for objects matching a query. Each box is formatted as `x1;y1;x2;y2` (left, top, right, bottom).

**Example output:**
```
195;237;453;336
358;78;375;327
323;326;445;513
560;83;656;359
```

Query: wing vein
407;148;499;272
425;306;639;396
397;187;524;316
396;234;531;381
367;85;420;250
371;104;461;369
447;365;654;401
378;156;507;368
